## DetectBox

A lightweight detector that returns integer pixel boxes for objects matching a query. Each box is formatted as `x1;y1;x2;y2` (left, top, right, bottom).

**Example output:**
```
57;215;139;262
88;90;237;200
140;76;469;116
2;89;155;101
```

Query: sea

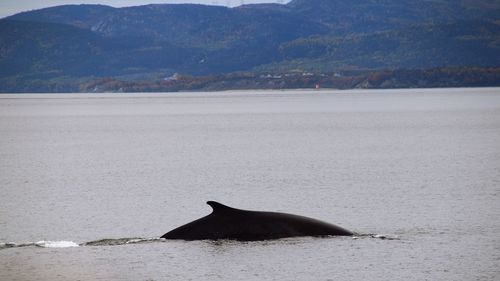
0;88;499;280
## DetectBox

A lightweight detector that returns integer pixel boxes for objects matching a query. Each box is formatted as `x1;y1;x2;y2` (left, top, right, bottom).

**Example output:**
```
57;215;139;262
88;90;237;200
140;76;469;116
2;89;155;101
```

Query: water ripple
0;234;399;251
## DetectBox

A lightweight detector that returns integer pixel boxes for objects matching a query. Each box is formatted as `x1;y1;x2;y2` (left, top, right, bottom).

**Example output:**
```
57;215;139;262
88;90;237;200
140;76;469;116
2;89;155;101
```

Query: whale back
161;201;352;241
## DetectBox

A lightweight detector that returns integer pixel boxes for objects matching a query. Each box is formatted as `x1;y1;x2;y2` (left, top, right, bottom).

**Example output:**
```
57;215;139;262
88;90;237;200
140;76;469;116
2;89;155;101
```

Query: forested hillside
1;0;499;92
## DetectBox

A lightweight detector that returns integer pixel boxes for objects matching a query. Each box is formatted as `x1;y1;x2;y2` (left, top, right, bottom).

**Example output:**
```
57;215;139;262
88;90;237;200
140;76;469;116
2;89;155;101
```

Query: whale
161;201;353;241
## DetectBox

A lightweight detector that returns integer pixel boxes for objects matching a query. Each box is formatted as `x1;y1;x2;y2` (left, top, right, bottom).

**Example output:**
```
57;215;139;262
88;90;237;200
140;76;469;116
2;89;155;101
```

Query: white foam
35;241;79;248
371;234;399;240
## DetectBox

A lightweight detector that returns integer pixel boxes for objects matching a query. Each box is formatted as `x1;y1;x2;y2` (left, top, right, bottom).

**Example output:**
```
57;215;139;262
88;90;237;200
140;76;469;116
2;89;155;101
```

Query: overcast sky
0;0;290;18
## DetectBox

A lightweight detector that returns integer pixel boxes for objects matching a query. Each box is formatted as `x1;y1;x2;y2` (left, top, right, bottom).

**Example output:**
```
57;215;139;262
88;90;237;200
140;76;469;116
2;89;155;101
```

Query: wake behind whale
0;237;166;250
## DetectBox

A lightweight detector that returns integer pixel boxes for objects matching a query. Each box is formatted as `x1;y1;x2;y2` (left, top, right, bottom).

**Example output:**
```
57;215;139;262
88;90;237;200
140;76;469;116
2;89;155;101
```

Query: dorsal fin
207;201;235;213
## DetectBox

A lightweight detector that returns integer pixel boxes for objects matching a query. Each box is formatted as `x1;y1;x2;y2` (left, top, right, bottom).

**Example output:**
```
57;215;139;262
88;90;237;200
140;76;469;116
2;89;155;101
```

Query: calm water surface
1;88;499;280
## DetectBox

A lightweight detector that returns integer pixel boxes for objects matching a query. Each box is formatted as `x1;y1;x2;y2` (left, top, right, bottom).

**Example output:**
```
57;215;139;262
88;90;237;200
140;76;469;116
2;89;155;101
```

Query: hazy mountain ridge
1;0;500;92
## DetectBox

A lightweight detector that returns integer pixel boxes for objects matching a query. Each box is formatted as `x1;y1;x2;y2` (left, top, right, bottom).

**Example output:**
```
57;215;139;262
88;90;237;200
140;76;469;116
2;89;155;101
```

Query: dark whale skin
161;201;353;241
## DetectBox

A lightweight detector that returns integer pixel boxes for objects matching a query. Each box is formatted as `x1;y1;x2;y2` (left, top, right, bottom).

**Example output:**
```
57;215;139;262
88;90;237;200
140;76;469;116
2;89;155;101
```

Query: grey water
0;88;499;280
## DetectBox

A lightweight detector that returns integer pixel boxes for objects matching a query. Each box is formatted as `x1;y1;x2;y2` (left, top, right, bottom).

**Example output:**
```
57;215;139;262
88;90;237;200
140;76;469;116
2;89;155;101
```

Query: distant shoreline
2;67;499;94
1;86;499;97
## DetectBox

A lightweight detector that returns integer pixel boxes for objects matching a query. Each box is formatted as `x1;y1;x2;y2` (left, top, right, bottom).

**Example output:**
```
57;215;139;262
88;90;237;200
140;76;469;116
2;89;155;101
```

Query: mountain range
1;0;500;92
